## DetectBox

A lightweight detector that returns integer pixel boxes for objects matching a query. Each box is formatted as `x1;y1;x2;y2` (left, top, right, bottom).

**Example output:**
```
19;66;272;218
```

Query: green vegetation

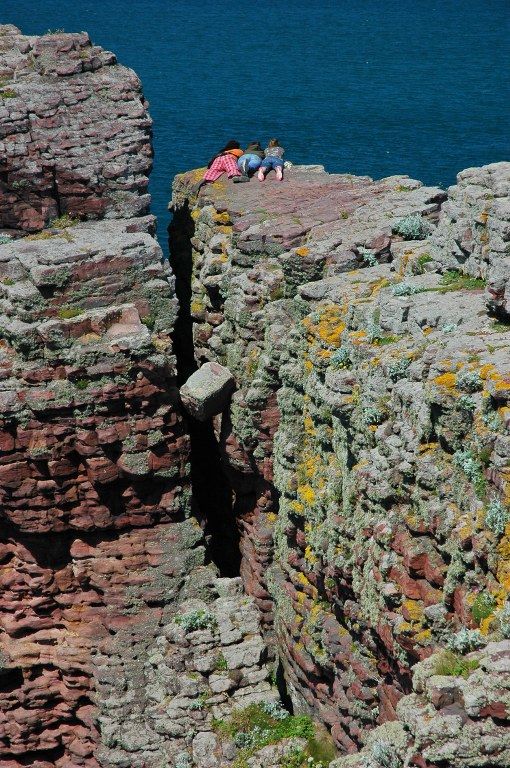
50;214;79;228
433;650;480;678
74;379;89;390
58;308;84;319
175;608;217;632
215;702;316;768
330;346;352;370
491;320;510;333
141;315;156;330
438;270;485;293
340;211;349;220
485;497;510;536
0;234;13;245
472;592;496;625
416;252;432;273
215;653;228;671
0;89;17;99
392;214;430;241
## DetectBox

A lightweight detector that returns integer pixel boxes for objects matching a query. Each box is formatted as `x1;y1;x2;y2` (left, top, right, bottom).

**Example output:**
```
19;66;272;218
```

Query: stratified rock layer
170;161;510;765
0;25;151;232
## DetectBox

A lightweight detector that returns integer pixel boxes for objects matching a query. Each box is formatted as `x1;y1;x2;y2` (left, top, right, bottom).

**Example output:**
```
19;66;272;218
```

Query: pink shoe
258;168;265;182
275;166;283;181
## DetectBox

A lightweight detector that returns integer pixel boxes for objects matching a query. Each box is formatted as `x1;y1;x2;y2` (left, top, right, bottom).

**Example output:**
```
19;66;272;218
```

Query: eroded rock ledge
170;161;510;766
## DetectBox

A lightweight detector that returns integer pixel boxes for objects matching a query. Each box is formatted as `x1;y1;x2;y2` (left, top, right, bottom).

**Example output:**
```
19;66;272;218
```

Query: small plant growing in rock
456;369;482;392
442;322;458;333
370;739;401;768
446;627;486;654
359;247;377;267
433;650;480;678
362;405;384;425
50;214;79;228
456;395;475;412
392;215;430;240
485;496;510;536
497;603;510;639
74;379;89;390
215;652;228;671
261;700;289;720
471;592;496;625
175;752;192;768
175;608;217;632
142;315;156;330
0;234;13;244
330;346;351;370
391;282;423;297
453;449;486;496
388;358;410;382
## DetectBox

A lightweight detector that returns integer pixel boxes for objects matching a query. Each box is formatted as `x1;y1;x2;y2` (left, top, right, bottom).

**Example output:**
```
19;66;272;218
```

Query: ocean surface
2;0;509;255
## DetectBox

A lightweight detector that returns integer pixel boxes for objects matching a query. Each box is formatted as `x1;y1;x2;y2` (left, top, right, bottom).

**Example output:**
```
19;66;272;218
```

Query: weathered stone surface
170;161;510;761
180;362;236;421
0;25;152;232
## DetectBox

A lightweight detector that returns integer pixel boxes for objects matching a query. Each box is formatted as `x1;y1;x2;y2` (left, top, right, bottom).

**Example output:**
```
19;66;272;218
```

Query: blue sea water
2;0;509;255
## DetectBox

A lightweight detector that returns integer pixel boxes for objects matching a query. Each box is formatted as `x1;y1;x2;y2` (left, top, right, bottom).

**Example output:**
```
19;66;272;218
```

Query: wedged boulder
180;362;235;421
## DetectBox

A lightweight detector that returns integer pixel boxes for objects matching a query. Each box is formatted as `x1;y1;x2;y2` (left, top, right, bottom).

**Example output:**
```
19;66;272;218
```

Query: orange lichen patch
480;364;496;380
369;425;377;432
352;459;369;471
401;600;424;622
370;278;391;297
266;512;277;524
304;545;317;564
317;349;333;359
297;484;316;505
423;327;432;335
419;442;439;454
415;628;432;644
290;500;304;514
305;305;346;348
349;331;368;339
295;247;309;256
433;373;457;390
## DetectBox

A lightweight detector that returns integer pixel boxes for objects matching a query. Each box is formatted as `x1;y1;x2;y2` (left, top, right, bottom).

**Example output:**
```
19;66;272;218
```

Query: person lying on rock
192;140;244;194
233;141;265;182
258;138;285;182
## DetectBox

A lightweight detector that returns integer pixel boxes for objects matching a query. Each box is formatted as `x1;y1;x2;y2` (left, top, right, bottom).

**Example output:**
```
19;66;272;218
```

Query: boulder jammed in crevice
170;161;510;765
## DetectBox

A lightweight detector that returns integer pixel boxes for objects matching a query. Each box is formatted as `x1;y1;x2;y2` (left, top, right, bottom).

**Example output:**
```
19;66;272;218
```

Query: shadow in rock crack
169;203;241;578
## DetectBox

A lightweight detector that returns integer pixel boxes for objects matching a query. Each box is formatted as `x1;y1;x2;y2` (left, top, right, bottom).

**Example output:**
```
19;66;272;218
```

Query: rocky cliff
170;160;510;766
1;21;510;768
0;27;274;768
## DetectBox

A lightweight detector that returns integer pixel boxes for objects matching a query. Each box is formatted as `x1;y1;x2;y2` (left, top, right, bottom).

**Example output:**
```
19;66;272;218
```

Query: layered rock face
170;161;510;765
0;24;151;232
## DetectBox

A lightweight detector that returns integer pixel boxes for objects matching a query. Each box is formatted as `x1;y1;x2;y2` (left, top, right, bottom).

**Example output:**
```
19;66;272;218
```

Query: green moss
74;379;89;390
58;308;84;319
1;89;17;99
438;271;485;293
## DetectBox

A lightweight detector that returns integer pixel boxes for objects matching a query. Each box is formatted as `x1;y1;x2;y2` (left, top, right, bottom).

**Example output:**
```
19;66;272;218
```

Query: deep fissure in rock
168;208;241;577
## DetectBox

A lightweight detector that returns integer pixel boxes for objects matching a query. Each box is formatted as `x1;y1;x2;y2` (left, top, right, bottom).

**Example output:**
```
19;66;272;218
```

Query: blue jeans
260;156;284;171
238;153;262;174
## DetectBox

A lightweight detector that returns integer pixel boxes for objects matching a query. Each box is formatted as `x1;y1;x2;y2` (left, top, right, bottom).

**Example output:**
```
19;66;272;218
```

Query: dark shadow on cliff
168;201;241;577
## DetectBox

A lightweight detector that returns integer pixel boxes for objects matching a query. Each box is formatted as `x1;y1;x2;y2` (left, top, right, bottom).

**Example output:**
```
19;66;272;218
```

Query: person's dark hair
220;140;240;152
268;138;279;147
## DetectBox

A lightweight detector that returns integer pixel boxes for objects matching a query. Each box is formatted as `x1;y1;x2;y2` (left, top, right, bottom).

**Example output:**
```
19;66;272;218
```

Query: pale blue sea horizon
2;0;509;254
